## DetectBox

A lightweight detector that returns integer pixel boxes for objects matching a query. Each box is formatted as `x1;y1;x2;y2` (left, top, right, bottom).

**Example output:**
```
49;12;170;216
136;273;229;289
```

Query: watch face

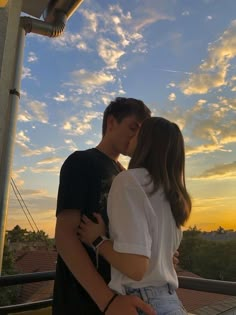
92;236;103;248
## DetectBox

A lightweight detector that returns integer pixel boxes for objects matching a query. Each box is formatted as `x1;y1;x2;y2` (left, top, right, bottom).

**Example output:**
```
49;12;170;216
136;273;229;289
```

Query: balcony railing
0;272;236;314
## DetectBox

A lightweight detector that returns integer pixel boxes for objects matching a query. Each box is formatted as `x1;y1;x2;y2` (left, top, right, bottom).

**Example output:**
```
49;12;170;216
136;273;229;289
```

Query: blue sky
8;0;236;236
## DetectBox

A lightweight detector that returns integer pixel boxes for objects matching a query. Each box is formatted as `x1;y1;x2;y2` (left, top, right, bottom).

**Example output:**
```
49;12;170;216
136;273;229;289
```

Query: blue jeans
125;284;187;315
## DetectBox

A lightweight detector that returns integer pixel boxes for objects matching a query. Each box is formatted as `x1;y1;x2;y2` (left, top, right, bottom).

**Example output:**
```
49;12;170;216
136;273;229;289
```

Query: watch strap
92;235;108;250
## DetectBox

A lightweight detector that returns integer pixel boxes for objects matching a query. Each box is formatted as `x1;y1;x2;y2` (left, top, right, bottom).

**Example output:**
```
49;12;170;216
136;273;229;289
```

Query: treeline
0;225;53;306
6;225;51;243
179;226;236;281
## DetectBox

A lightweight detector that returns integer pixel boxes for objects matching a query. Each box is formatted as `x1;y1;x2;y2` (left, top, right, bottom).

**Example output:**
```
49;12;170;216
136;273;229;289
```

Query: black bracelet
103;293;118;314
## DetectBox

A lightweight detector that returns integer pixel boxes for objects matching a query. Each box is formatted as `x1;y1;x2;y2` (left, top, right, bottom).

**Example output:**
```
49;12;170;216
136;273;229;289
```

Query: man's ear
106;115;115;131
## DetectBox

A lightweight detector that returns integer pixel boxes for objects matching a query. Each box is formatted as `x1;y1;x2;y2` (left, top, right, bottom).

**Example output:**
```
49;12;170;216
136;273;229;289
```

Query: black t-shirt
52;148;122;315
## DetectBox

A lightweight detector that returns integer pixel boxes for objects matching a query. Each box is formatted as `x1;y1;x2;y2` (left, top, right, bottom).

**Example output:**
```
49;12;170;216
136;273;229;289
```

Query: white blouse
107;168;182;294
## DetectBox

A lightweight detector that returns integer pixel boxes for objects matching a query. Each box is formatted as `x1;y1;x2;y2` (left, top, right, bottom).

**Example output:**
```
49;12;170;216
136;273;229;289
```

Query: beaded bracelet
103;293;118;314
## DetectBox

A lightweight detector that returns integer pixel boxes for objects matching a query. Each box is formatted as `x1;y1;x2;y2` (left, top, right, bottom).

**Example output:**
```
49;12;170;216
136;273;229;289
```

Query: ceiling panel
22;0;49;18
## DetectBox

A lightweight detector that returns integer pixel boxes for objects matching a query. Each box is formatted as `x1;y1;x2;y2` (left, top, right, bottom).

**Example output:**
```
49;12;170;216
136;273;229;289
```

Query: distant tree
216;226;225;234
184;225;202;237
27;230;49;243
1;225;53;306
0;243;19;306
179;227;204;271
7;225;51;246
7;225;27;242
179;229;236;281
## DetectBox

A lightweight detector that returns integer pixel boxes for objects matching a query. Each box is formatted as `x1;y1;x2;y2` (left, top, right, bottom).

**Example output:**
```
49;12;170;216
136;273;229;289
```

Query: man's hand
106;295;156;315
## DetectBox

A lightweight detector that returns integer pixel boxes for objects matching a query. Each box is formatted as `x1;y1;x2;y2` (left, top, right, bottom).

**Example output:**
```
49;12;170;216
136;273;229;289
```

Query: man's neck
96;141;119;162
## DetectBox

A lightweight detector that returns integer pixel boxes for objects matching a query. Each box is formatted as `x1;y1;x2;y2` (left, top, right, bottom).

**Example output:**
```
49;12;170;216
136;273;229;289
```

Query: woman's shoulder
114;168;149;186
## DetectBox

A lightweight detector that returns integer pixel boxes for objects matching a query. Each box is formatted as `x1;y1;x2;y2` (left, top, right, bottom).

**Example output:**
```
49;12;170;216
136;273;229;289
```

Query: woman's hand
78;213;106;247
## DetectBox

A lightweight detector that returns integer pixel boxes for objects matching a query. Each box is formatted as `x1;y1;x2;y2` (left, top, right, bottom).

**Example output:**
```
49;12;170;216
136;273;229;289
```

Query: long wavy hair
129;117;191;227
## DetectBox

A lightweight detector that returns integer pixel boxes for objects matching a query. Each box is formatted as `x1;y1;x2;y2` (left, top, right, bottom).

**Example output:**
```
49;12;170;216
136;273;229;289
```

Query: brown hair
129;117;191;227
102;97;151;136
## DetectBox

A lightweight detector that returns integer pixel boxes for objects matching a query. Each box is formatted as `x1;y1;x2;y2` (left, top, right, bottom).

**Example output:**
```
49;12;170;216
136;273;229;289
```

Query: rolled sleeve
108;171;152;258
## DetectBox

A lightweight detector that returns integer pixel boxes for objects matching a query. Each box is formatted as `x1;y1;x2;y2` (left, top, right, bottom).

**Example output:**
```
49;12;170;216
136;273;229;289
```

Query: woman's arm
78;213;149;281
98;239;149;281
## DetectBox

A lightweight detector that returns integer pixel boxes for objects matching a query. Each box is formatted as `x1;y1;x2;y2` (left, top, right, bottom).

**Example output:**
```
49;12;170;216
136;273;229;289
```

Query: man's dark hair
102;97;151;136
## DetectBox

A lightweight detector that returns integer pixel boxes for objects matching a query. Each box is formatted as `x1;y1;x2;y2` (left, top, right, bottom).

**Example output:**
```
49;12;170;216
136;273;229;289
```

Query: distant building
15;249;57;303
13;250;236;314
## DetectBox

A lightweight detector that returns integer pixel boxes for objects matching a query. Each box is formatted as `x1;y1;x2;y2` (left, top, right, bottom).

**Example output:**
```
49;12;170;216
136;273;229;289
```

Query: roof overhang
22;0;49;18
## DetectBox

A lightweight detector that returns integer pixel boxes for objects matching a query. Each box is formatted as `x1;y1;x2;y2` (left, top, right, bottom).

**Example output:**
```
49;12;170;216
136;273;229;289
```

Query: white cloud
63;119;91;135
186;143;224;156
182;11;190;16
21;146;56;157
168;93;176;101
70;69;115;93
30;164;60;174
12;167;27;187
206;16;213;20
219;96;236;110
76;42;88;51
63;111;103;136
64;139;78;152
18;111;32;122
134;10;175;31
180;20;236;95
27;51;38;63
98;38;125;69
85;139;96;146
53;93;68;102
180;69;227;95
194;161;236;179
28;101;48;123
192;99;207;112
167;82;176;88
83;100;93;108
16;130;30;144
37;157;62;165
15;131;31;156
80;9;98;33
22;66;33;80
52;32;90;51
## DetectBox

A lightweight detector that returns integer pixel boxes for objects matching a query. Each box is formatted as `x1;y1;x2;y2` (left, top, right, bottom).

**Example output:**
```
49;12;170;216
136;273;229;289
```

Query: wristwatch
92;235;109;250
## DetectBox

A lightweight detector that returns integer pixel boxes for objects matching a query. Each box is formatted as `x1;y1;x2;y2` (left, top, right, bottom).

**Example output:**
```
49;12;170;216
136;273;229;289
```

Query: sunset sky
7;0;236;237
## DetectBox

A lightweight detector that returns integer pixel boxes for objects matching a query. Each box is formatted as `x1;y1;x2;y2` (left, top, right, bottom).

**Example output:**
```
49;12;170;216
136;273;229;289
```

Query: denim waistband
125;283;175;301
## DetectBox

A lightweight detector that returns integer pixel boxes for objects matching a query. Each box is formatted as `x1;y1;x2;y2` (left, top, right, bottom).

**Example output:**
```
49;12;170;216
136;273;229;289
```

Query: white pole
0;2;24;274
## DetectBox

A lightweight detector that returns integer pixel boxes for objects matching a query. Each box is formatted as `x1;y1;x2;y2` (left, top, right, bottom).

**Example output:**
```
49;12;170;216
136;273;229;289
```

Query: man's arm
55;209;114;311
55;209;155;315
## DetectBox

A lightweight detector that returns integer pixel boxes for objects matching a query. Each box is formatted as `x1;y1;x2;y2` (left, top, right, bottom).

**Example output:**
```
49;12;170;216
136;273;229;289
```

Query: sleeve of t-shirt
108;171;152;258
56;151;90;216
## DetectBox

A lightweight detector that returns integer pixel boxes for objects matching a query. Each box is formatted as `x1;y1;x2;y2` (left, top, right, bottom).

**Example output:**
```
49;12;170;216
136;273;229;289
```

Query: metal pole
0;25;26;274
0;0;85;274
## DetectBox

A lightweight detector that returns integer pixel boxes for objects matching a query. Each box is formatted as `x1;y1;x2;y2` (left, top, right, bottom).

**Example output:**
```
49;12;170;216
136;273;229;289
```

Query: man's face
126;128;139;158
108;115;141;156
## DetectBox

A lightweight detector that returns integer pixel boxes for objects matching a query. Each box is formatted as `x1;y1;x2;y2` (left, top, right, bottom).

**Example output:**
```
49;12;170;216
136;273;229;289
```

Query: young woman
78;117;191;315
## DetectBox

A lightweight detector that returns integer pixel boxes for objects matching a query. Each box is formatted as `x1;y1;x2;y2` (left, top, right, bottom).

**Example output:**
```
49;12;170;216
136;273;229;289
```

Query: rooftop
10;250;236;314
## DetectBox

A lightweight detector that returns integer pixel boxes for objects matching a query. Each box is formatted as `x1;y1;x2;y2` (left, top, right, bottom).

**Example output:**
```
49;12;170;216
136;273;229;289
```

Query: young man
52;97;154;315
